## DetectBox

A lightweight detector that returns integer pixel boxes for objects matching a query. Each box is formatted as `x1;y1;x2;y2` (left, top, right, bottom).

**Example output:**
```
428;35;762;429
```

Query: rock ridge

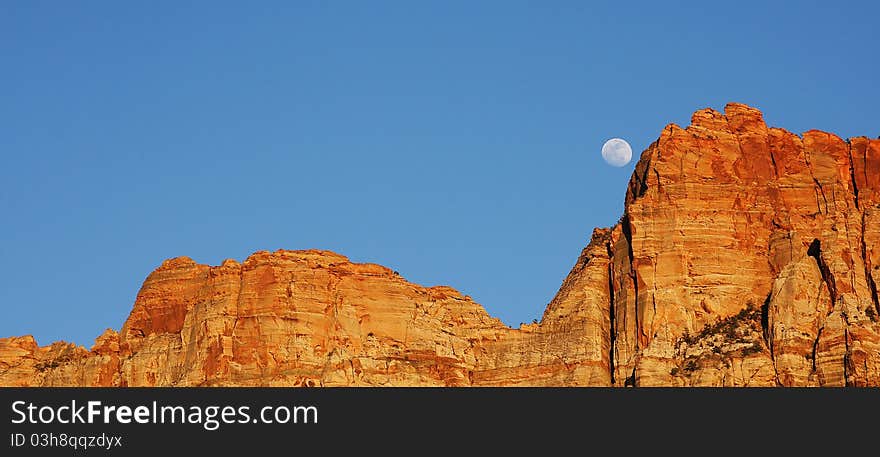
2;103;878;386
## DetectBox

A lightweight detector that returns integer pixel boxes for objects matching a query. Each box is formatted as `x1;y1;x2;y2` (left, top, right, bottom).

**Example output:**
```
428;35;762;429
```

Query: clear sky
2;1;878;347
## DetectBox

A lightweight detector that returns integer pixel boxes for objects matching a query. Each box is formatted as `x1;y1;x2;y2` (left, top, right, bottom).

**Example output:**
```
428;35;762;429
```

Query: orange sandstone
2;103;878;386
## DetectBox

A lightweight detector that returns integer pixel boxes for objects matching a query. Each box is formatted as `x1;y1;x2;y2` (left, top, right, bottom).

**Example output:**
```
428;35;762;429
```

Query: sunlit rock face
2;103;878;387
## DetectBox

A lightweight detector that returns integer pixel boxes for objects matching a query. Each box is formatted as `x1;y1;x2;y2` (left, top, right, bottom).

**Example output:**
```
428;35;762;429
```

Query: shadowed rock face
2;103;879;387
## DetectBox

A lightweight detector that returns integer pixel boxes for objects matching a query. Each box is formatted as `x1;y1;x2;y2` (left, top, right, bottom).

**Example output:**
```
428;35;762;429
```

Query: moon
601;138;633;167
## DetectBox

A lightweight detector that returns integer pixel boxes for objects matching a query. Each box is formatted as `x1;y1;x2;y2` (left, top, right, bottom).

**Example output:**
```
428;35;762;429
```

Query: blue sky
2;1;878;347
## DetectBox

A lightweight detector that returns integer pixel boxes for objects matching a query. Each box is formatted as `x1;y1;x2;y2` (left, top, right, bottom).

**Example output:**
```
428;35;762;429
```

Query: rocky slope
2;103;878;386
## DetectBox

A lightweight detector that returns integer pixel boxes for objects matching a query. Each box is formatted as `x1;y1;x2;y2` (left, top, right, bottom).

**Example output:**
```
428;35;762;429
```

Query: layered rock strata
2;103;878;386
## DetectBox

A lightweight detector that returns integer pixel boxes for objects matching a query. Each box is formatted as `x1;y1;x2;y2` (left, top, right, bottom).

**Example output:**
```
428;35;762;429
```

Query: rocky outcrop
1;103;878;386
615;104;880;386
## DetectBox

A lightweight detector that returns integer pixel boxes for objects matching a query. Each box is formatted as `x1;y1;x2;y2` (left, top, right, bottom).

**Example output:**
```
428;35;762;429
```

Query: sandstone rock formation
2;103;878;386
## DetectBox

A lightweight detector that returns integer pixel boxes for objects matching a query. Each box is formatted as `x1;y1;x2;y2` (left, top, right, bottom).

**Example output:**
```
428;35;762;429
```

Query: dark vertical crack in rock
811;327;822;372
621;214;638;387
606;240;616;385
760;293;772;352
846;139;860;210
768;136;780;180
843;326;851;386
861;211;880;317
813;178;829;214
808;239;838;303
760;293;781;386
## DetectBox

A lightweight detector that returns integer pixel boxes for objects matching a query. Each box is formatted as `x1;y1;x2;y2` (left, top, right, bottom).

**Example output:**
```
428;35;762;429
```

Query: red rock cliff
2;103;878;386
